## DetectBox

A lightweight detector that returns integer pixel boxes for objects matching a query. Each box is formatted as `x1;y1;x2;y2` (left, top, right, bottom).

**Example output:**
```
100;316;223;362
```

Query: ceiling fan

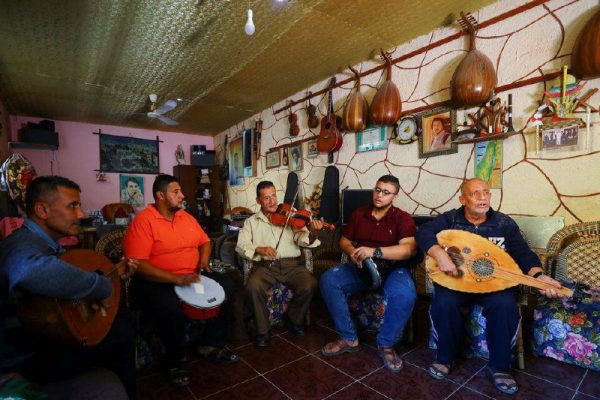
146;94;179;125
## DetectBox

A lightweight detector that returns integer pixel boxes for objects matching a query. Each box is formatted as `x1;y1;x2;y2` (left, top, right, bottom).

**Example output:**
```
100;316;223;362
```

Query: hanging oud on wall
426;230;596;302
16;249;121;346
317;77;343;153
370;49;402;126
343;66;369;132
450;12;497;108
571;9;600;79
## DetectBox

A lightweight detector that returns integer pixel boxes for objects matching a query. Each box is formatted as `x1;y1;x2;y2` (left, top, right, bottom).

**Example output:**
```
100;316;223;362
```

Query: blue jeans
320;262;416;347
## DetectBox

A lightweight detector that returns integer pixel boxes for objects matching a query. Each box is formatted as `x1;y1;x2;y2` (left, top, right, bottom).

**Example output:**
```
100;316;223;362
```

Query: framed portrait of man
120;175;145;209
417;107;458;158
288;144;303;172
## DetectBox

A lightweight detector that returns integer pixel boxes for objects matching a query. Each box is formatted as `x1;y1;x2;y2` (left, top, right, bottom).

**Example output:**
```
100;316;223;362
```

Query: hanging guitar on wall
451;12;497;108
571;9;600;79
342;66;369;132
370;49;402;126
317;77;343;154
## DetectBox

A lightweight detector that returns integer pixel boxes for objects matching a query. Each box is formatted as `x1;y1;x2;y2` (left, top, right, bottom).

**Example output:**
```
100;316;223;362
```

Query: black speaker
19;123;59;147
341;189;373;225
191;145;216;168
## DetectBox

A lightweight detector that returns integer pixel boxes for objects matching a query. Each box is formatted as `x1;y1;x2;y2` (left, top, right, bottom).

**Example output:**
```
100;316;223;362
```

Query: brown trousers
244;258;317;335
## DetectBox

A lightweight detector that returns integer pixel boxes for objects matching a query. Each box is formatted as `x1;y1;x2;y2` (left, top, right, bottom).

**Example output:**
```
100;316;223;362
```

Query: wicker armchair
532;221;600;371
242;248;313;326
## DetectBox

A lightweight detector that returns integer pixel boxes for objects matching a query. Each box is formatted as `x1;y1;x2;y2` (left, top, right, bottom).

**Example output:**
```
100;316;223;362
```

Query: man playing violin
236;180;323;347
123;174;238;388
0;176;138;399
415;178;563;395
320;175;417;373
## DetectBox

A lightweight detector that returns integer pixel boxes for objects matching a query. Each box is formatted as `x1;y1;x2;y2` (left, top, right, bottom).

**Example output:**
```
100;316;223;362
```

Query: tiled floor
137;297;599;400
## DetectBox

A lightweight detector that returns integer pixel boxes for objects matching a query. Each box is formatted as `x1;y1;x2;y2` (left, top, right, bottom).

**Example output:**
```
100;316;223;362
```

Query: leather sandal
378;347;403;373
428;362;451;380
168;366;190;387
488;366;518;395
321;339;362;356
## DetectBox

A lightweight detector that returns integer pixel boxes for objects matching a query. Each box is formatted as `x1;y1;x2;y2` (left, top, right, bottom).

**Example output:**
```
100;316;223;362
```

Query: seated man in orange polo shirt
123;174;238;388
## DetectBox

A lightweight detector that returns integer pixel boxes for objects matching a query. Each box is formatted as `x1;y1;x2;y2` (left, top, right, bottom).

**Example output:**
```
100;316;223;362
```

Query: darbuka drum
174;275;225;320
357;257;383;291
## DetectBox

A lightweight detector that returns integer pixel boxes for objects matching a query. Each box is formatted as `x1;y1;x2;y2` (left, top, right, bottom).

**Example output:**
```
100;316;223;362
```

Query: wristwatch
373;247;383;259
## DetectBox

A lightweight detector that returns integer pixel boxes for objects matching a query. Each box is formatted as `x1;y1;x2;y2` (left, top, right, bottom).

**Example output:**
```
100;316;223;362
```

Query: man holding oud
415;178;563;395
236;180;322;347
0;176;138;399
123;174;238;388
320;175;417;373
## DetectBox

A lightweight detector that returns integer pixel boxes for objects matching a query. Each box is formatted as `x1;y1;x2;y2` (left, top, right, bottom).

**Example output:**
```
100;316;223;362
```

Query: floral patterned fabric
348;292;386;332
267;282;294;325
532;296;600;371
428;304;490;360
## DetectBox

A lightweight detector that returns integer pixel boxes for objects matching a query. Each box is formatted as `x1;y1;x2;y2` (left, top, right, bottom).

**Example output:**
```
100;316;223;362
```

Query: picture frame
357;125;387;153
417;107;457;158
99;133;159;174
306;139;318;158
265;149;281;169
119;175;145;209
540;123;580;152
228;137;244;186
288;144;303;172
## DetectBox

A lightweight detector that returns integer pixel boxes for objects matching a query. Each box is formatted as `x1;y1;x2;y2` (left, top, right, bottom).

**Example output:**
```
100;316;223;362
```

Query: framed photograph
99;133;159;174
288;144;303;172
417;107;457;158
120;175;145;209
357;125;387;152
306;139;318;158
541;123;579;151
228;137;244;186
265;149;280;169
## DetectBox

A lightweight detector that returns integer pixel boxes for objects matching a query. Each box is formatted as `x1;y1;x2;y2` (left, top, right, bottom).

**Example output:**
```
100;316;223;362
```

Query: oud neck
491;267;573;297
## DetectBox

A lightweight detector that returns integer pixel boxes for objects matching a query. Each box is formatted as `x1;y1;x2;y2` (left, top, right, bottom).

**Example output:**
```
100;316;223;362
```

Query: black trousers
131;271;235;366
19;307;137;399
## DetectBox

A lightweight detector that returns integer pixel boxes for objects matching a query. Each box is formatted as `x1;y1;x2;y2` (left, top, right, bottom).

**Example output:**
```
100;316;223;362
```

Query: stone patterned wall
216;0;600;225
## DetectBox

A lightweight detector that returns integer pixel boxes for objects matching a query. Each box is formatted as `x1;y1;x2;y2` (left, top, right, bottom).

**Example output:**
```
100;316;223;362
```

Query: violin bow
270;186;300;265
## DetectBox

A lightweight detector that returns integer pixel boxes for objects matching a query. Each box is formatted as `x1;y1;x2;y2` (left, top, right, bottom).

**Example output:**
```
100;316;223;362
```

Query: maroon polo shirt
342;205;415;247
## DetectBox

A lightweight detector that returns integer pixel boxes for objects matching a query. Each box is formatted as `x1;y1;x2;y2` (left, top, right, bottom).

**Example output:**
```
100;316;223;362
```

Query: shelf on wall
451;130;521;144
8;141;58;150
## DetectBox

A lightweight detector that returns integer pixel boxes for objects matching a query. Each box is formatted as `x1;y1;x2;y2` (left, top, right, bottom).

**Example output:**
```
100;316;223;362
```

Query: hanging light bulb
244;8;255;35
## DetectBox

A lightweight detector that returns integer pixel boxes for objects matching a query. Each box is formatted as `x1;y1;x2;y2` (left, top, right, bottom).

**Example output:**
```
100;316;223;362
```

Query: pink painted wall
9;116;213;213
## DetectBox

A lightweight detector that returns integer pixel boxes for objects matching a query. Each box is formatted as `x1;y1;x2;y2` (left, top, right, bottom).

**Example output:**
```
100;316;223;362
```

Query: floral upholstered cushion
349;292;386;332
428;304;490;360
267;283;294;325
532;296;600;371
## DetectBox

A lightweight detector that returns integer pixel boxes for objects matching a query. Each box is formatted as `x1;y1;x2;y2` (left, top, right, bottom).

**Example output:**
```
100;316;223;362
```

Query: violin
289;110;300;137
269;203;335;231
306;92;319;129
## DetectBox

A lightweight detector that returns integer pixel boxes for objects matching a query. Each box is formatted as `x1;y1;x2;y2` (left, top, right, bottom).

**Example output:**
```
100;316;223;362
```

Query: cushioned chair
531;221;600;371
242;248;313;326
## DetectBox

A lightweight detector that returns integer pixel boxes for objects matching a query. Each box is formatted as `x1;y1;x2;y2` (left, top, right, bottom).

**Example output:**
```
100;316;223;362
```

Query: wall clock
395;116;417;144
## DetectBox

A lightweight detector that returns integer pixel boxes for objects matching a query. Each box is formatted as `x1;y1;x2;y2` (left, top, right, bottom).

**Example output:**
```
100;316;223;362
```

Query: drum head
174;275;225;308
358;258;382;291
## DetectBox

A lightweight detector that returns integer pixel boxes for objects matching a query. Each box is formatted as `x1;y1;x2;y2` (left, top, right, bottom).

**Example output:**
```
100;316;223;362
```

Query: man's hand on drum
255;246;277;259
199;261;211;274
351;246;374;265
115;257;139;280
175;274;200;286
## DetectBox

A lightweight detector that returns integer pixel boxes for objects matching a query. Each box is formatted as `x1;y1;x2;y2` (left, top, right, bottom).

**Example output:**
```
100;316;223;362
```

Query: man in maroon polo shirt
320;175;417;373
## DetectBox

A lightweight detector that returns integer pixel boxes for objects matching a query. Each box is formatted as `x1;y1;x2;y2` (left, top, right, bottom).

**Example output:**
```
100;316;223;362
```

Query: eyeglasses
373;187;397;196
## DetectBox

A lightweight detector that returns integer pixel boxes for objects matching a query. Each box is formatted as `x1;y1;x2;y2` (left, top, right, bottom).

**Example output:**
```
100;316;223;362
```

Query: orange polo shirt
124;205;209;275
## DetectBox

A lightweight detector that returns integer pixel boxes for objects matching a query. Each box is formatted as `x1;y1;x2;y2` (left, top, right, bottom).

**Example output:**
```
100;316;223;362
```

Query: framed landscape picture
266;149;280;169
99;133;159;174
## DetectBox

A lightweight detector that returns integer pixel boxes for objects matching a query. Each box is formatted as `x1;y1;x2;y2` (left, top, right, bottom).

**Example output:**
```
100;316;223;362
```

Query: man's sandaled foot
198;346;239;364
488;366;518;395
168;367;190;387
378;347;403;373
428;362;450;380
321;339;361;356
